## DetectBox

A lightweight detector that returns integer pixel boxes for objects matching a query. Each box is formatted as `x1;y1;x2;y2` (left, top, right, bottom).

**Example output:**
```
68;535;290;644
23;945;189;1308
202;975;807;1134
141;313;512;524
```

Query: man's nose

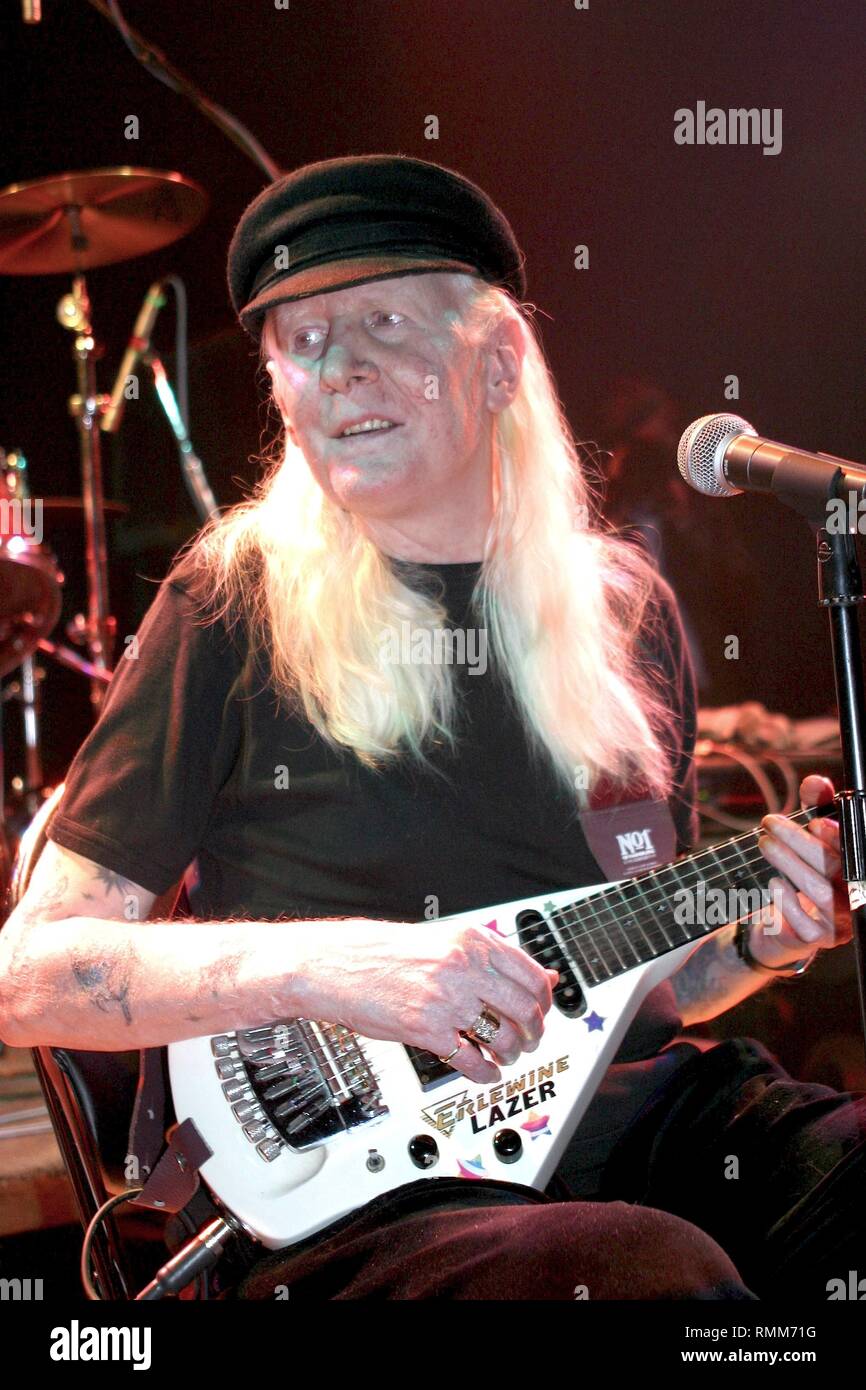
319;326;380;391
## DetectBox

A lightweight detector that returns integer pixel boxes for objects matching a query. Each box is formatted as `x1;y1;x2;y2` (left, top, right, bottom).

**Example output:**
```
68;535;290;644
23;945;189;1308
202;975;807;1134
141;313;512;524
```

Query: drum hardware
0;166;209;906
61;271;117;708
143;349;220;522
1;452;63;838
0;524;63;679
0;165;208;715
0;168;208;277
31;497;129;521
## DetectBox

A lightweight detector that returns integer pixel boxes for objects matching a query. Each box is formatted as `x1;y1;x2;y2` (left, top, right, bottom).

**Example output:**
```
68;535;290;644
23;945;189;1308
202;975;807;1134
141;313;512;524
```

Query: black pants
598;1035;866;1300
230;1037;866;1300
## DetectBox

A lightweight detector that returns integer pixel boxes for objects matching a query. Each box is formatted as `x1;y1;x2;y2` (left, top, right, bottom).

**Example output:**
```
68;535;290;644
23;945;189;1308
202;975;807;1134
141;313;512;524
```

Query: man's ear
484;318;525;415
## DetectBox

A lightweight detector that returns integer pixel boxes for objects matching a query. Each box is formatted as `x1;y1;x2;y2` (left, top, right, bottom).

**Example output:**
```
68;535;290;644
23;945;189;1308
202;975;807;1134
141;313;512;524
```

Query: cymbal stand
56;218;115;712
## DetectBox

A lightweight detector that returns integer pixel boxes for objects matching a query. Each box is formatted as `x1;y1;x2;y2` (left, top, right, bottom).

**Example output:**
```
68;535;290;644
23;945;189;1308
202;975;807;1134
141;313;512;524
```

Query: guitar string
540;807;826;964
229;806;833;1107
560;805;817;924
552;836;773;946
231;827;797;1100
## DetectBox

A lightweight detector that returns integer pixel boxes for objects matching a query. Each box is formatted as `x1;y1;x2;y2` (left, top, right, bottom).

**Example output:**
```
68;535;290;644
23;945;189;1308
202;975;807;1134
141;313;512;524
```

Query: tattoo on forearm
71;957;134;1026
196;950;248;1003
672;927;744;1015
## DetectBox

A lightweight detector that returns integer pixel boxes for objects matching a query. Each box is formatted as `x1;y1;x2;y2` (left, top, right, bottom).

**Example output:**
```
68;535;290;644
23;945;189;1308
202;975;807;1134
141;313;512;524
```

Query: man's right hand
300;921;559;1085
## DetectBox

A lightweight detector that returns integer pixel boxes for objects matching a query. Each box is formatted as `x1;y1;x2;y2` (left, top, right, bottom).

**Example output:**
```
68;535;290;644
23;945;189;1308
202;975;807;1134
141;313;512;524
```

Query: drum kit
0;164;209;903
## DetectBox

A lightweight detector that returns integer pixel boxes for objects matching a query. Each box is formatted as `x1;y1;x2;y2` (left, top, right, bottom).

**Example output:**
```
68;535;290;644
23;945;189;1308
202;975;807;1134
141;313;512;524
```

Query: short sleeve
46;572;244;896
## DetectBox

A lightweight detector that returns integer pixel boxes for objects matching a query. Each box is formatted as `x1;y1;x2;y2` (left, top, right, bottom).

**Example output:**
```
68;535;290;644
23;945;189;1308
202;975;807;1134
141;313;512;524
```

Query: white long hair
175;272;678;805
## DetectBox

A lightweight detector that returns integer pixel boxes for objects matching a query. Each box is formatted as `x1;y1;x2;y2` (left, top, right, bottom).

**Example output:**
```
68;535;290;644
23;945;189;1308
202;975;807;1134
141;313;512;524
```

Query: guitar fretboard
542;804;833;986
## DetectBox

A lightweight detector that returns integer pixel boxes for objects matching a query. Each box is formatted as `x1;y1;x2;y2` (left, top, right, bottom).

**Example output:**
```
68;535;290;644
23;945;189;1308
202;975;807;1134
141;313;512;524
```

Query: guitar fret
630;878;669;952
729;835;753;875
610;885;654;962
645;865;688;948
731;835;759;896
549;802;834;986
555;900;606;984
664;856;708;944
703;847;732;935
586;921;622;980
731;832;772;892
690;848;723;939
618;876;678;955
600;889;643;968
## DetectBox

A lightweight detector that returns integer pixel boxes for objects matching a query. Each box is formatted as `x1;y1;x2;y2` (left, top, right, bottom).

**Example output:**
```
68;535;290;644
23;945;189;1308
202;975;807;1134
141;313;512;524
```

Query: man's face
264;273;497;529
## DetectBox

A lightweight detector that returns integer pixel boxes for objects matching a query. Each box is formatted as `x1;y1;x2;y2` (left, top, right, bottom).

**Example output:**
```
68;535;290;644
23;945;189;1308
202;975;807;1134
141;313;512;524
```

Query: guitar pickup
515;909;586;1018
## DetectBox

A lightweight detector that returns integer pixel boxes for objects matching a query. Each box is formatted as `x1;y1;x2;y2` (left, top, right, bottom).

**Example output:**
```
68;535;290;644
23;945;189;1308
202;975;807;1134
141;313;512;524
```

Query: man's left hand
752;774;852;970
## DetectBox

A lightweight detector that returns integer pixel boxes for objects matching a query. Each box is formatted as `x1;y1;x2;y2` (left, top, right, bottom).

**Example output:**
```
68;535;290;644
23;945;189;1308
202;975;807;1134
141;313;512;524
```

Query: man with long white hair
1;156;861;1301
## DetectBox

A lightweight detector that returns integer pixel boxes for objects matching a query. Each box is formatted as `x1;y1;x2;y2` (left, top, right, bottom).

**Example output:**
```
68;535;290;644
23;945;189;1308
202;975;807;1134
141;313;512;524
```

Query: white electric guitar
168;803;832;1250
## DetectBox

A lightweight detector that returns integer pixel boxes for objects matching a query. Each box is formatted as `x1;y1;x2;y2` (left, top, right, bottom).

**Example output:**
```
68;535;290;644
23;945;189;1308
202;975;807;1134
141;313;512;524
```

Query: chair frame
6;785;189;1299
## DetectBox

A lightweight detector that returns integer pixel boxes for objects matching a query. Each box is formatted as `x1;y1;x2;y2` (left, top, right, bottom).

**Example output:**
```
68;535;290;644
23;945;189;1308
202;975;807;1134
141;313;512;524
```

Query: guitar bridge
210;1020;387;1160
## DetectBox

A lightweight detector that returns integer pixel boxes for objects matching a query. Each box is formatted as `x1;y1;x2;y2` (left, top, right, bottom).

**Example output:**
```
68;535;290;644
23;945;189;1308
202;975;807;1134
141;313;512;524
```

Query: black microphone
677;413;866;519
101;280;167;434
22;0;42;21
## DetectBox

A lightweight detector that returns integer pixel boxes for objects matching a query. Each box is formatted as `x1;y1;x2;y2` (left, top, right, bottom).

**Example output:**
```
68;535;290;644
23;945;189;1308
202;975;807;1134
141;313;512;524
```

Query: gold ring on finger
464;1005;500;1046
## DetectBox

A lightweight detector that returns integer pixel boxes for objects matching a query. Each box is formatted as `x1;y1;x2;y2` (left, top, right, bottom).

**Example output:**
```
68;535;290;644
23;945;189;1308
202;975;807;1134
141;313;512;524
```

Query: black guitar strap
128;1046;166;1183
578;775;679;879
127;1051;212;1214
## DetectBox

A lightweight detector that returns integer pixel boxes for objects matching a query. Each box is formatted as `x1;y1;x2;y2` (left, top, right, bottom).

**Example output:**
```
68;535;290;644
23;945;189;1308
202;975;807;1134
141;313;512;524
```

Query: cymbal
0;541;62;678
0;485;129;521
39;497;130;519
0;167;208;275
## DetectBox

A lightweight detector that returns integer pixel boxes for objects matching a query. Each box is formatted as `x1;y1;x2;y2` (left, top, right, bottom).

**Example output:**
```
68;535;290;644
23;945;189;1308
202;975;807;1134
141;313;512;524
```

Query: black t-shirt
47;550;699;1068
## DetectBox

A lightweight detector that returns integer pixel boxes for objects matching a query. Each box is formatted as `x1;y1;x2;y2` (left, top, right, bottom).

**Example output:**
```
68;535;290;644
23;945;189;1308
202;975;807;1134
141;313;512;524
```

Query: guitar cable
81;1187;145;1301
81;1187;238;1300
134;1213;240;1300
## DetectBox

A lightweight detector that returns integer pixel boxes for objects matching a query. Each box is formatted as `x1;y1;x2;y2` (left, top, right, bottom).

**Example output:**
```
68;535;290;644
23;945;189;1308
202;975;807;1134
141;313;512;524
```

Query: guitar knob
408;1134;439;1168
492;1129;522;1163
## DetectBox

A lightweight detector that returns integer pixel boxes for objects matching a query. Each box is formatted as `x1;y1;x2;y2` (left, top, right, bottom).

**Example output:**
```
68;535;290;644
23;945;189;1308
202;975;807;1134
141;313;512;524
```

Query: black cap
227;153;527;341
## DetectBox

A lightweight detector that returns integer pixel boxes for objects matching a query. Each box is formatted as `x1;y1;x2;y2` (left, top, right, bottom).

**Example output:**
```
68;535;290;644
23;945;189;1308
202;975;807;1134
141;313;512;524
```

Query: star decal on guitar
456;1155;488;1179
583;1010;606;1032
521;1110;552;1139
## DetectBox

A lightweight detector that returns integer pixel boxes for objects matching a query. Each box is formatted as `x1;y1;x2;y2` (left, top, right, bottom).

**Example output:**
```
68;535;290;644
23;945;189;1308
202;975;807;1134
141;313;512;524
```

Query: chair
6;785;195;1299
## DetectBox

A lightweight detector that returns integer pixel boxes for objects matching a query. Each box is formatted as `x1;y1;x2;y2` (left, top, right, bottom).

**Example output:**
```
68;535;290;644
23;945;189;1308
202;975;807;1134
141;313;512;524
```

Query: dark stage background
1;0;864;779
1;0;866;1245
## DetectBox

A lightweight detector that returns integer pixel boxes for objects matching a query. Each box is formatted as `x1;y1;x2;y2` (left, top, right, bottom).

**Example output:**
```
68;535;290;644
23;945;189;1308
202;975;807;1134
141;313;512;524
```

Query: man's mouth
336;418;402;439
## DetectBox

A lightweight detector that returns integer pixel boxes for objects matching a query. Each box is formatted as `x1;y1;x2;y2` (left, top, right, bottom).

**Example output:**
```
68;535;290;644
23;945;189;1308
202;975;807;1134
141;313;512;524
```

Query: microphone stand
143;351;219;524
780;464;866;1063
817;519;866;1060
